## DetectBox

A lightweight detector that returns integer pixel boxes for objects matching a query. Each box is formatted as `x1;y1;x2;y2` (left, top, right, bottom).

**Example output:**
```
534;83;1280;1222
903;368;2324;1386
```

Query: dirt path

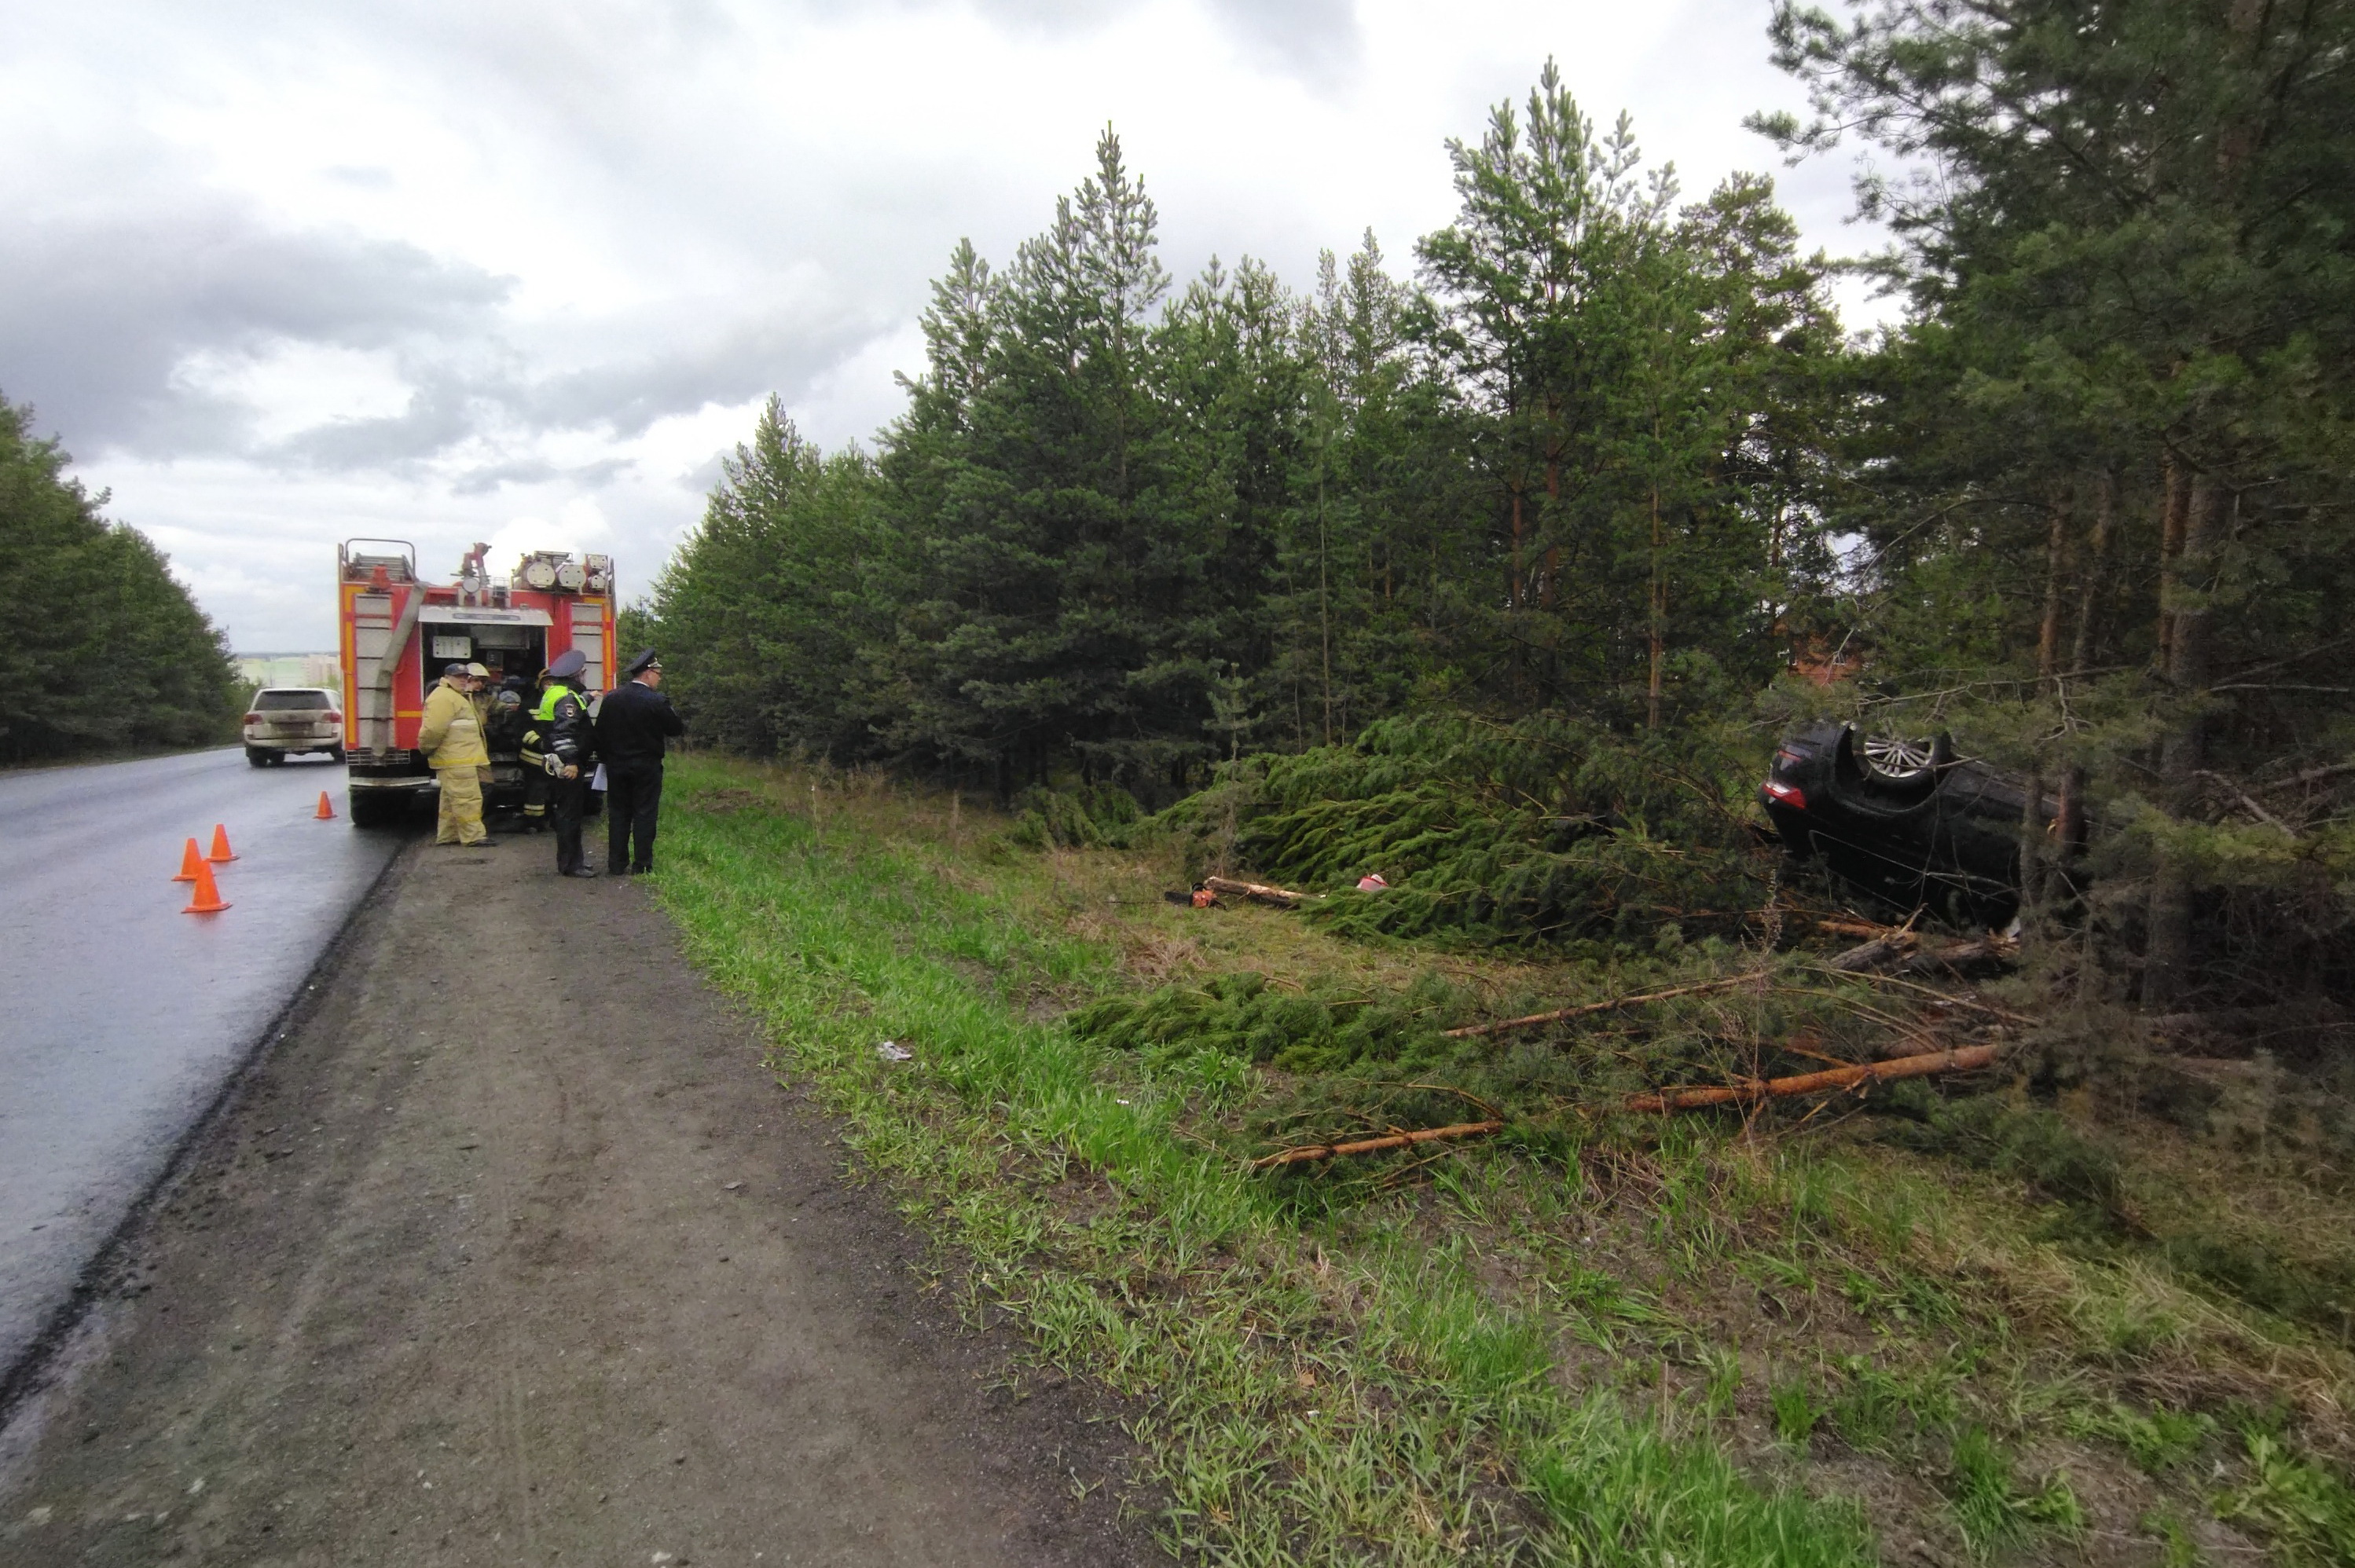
0;844;1158;1567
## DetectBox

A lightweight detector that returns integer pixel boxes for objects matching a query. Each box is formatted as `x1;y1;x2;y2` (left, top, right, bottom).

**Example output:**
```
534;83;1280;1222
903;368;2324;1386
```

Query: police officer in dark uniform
593;649;684;875
539;649;600;877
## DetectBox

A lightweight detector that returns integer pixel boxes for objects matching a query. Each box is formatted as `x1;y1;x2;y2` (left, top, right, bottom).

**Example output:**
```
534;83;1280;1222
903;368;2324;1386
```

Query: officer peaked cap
548;648;589;680
625;648;661;677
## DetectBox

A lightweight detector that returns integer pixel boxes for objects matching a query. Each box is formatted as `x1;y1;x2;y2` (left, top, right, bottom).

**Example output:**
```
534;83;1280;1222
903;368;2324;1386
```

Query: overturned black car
1760;722;2060;927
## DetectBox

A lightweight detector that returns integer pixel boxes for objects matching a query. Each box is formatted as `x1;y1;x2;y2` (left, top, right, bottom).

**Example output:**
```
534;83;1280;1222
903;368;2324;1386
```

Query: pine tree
0;394;239;763
1763;0;2355;1004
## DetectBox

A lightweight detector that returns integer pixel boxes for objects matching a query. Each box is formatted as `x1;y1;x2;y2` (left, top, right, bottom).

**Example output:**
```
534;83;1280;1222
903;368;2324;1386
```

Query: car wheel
246;747;271;767
331;747;347;764
1859;729;1943;782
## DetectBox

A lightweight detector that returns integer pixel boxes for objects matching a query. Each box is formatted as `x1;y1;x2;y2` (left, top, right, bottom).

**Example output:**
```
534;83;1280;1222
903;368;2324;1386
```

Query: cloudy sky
1;0;1880;652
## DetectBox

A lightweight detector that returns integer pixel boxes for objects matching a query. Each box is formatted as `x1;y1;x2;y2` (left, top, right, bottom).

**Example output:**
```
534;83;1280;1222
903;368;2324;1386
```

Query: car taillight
1763;780;1807;809
244;713;262;725
324;711;343;724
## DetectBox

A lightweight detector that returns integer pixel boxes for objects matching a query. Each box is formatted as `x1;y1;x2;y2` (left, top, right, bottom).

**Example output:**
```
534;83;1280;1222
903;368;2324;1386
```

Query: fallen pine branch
1203;874;1317;908
1818;917;1907;940
1442;973;1765;1039
1625;1043;2002;1113
1250;1119;1505;1170
1801;965;2039;1026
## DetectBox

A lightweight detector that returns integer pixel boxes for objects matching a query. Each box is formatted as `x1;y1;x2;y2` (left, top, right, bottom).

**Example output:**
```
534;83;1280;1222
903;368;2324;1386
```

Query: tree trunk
2154;458;2192;672
2141;471;2228;1009
1647;485;1664;731
1318;463;1333;747
1540;452;1561;610
2023;488;2071;907
1507;485;1524;610
2056;468;2115;859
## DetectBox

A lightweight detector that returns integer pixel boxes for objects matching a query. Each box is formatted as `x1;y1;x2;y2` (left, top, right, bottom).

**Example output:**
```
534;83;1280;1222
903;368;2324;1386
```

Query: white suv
244;687;346;766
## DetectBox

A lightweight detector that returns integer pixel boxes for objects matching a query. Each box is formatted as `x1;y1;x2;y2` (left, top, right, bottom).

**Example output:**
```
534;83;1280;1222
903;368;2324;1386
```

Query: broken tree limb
1824;925;2016;979
1890;933;2019;979
1202;874;1316;908
1441;973;1766;1039
1625;1043;2003;1113
1249;1119;1505;1170
1827;933;1919;971
2195;769;2299;837
1802;965;2039;1026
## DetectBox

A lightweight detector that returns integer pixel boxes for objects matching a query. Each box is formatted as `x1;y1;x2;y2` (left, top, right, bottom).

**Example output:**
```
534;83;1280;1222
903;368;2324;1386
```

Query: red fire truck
336;538;618;826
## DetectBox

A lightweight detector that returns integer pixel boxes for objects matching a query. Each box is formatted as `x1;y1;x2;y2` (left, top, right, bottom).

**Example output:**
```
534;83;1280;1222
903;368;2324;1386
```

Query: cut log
1625;1043;2002;1113
1441;973;1764;1039
1203;875;1315;908
1250;1119;1505;1170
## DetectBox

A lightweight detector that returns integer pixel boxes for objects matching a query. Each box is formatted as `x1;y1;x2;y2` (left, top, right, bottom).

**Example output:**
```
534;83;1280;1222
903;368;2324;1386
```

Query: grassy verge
651;754;2355;1565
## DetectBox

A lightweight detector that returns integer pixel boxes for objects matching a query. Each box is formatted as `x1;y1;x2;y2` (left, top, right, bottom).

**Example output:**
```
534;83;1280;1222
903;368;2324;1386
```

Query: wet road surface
0;845;1151;1566
0;749;403;1383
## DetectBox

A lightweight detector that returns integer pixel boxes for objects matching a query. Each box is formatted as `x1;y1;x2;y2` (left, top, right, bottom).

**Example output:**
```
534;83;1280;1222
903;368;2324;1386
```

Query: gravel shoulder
0;841;1158;1567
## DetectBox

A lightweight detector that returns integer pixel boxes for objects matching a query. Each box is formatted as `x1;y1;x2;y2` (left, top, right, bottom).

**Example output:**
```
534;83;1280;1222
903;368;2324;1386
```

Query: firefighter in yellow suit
417;662;493;846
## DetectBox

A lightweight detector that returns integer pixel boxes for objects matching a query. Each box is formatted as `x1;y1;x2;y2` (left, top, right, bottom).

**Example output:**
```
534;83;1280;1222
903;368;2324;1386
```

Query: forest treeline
648;1;2355;1010
0;394;242;764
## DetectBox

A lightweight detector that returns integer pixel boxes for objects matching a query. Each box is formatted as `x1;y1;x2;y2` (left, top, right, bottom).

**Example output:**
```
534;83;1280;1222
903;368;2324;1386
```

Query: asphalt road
0;845;1150;1566
0;749;403;1384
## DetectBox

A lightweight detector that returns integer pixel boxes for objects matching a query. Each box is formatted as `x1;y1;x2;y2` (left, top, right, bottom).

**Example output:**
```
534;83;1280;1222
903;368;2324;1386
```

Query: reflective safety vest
520;684;560;767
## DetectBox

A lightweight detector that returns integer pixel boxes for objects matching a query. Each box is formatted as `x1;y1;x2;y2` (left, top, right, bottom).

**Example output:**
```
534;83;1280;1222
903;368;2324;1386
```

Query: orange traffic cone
182;858;231;914
172;837;206;883
207;823;238;863
315;791;336;820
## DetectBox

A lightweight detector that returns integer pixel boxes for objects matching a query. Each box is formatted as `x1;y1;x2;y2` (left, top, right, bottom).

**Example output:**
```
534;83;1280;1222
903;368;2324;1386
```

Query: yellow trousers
435;765;488;844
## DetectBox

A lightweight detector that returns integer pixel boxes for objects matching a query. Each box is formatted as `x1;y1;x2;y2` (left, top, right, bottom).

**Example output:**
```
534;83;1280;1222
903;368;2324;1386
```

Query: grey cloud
1;181;893;482
677;449;732;495
449;456;636;496
266;366;520;472
523;310;889;440
252;306;893;482
795;0;1363;86
0;196;510;456
1201;0;1362;86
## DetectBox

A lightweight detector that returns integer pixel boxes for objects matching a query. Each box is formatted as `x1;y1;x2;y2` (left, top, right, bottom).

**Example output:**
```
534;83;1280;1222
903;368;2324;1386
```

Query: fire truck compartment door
568;601;606;680
354;591;420;755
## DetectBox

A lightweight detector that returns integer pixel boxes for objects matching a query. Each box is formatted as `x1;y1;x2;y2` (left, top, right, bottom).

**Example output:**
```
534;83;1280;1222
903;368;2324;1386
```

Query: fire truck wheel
348;791;405;829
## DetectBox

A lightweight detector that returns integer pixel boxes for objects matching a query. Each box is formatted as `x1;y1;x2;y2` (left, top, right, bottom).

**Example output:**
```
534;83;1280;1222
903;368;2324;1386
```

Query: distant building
237;654;342;690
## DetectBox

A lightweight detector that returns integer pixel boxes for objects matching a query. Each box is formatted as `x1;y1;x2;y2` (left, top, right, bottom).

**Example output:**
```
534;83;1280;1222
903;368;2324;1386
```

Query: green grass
651;757;1873;1563
649;755;2355;1565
